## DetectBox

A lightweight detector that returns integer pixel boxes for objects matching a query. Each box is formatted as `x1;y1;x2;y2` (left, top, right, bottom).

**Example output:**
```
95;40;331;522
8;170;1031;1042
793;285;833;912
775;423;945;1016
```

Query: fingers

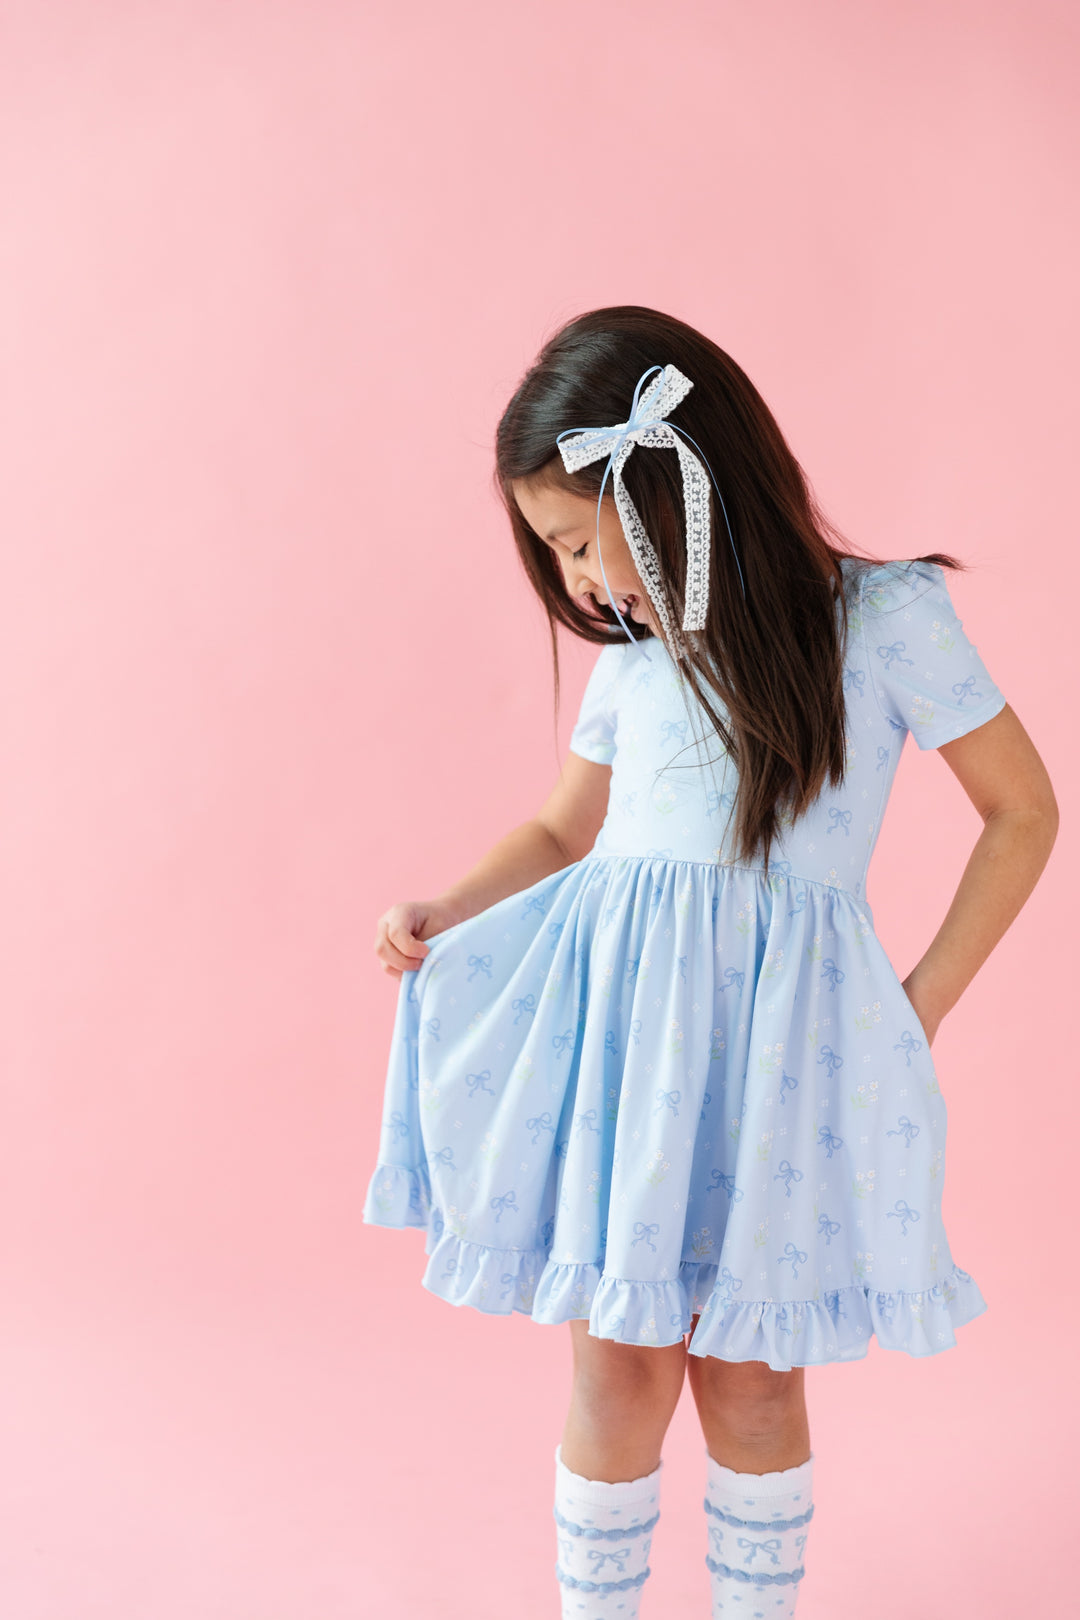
374;910;431;977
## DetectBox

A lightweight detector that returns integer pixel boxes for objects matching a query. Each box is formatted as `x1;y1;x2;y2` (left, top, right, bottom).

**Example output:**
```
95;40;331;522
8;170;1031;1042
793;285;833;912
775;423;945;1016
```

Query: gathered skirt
363;852;986;1371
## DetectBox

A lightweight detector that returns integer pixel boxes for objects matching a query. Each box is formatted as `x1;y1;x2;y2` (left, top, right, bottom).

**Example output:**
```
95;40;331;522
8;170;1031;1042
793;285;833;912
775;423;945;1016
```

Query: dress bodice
568;556;1007;906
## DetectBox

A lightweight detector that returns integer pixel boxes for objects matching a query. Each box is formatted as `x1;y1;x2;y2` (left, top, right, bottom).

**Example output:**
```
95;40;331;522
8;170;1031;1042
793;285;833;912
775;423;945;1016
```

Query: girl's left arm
901;702;1059;1044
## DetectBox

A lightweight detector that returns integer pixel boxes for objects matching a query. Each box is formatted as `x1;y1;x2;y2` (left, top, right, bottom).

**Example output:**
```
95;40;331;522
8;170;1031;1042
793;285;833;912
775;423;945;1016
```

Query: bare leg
560;1318;688;1481
684;1312;810;1472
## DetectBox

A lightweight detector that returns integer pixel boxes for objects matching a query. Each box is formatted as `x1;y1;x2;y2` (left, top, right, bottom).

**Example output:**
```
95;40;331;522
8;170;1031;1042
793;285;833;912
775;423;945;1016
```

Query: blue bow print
876;641;914;669
512;993;537;1023
431;1145;456;1168
827;808;852;836
886;1115;920;1146
552;1030;575;1057
818;1126;844;1158
821;958;846;990
779;1243;808;1279
894;1030;923;1065
521;894;546;919
490;1190;519;1222
817;1044;844;1078
632;1221;660;1251
706;787;735;816
717;1266;743;1295
387;1110;409;1142
421;1016;441;1041
952;676;982;703
738;1537;782;1566
718;966;746;992
774;1160;804;1196
500;1273;517;1301
466;953;493;981
707;1170;743;1202
525;1112;556;1145
574;1109;600;1135
604;1030;619;1056
843;667;866;697
630;1019;643;1045
466;1070;494;1098
779;1070;799;1104
653;1088;681;1117
548;921;564;948
660;718;688;744
886;1199;920;1235
817;1214;841;1245
587;1547;630;1574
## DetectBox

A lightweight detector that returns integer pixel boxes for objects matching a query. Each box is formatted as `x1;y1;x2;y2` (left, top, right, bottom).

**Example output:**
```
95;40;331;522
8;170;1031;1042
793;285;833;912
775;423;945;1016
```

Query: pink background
1;2;1076;1615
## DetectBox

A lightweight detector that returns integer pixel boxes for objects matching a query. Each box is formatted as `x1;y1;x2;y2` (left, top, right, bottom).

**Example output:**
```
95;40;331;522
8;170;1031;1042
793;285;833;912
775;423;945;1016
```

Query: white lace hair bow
556;363;746;648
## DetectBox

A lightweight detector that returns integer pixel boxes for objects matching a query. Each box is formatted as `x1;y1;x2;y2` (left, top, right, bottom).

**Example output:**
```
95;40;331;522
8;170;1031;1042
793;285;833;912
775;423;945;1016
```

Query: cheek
593;551;639;591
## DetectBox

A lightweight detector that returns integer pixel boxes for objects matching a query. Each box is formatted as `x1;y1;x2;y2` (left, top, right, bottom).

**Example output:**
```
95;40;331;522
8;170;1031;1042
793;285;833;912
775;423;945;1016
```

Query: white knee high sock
703;1449;814;1619
553;1443;662;1618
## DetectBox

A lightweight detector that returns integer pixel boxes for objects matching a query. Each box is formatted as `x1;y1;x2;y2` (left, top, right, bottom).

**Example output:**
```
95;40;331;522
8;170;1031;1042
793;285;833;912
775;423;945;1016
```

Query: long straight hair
494;305;962;870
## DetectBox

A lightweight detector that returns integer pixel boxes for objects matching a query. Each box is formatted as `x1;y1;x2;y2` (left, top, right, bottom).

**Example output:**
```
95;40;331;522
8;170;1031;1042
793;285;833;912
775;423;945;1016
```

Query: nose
558;557;597;605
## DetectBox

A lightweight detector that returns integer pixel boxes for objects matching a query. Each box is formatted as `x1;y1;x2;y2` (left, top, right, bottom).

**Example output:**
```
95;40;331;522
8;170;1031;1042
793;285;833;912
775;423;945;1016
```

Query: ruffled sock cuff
705;1448;813;1501
555;1442;663;1505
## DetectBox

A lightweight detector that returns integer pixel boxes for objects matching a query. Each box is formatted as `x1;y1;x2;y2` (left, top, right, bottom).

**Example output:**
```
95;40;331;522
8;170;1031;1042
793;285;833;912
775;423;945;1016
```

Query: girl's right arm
374;751;612;980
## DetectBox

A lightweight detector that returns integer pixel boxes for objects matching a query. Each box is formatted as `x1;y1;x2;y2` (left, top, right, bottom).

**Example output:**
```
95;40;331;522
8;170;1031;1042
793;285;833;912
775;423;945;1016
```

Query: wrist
902;966;955;1027
432;891;475;929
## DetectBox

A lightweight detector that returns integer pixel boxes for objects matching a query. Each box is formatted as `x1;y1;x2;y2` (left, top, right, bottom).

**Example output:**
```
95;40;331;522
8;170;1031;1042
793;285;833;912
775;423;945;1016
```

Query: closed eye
572;541;589;561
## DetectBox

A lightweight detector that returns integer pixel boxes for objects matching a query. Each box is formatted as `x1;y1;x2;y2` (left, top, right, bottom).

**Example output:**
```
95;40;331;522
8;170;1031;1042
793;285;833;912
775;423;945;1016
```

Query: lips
591;590;642;620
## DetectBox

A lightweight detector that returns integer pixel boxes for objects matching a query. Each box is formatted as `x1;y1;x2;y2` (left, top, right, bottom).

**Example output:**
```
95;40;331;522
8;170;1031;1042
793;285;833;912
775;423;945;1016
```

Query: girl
365;305;1057;1617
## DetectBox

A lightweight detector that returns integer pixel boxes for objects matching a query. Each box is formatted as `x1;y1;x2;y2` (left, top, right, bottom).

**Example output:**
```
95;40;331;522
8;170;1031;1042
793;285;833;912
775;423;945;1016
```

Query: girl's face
512;475;659;633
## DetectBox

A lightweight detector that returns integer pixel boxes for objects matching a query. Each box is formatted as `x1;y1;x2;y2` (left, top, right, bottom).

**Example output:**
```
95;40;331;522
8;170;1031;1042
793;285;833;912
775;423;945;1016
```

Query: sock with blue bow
703;1448;814;1618
553;1442;662;1618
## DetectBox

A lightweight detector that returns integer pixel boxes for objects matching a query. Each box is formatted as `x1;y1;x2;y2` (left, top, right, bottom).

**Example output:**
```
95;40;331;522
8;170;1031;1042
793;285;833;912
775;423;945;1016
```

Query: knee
689;1357;804;1442
570;1327;686;1420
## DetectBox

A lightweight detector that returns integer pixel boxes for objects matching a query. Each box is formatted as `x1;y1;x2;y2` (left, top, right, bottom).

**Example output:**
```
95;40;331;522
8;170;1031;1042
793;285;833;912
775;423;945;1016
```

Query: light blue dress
363;557;1007;1370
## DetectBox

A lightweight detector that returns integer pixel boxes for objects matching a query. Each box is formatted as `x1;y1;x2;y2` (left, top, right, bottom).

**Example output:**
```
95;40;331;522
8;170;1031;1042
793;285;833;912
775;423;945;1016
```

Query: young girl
365;305;1057;1617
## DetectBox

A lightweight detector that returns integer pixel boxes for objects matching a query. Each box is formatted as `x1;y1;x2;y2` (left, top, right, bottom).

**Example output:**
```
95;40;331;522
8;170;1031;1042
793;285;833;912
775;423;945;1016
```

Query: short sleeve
860;560;1007;749
568;644;623;764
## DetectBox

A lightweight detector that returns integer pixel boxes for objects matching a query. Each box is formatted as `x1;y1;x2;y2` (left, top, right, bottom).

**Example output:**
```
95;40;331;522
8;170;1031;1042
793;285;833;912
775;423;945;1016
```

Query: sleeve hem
568;743;615;766
912;690;1008;750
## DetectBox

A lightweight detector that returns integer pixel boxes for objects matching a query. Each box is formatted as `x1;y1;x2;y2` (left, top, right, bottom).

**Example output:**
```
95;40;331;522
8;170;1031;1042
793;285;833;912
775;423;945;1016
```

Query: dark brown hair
494;305;962;871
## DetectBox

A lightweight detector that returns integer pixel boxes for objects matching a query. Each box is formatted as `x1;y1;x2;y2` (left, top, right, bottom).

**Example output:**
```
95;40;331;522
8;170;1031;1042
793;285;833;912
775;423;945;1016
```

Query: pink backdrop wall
1;3;1075;1615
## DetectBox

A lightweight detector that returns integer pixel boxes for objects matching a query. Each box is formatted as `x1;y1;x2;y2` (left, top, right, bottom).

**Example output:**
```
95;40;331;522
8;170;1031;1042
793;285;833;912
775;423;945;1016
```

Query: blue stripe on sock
553;1507;660;1540
705;1555;805;1586
703;1499;814;1533
555;1564;651;1594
